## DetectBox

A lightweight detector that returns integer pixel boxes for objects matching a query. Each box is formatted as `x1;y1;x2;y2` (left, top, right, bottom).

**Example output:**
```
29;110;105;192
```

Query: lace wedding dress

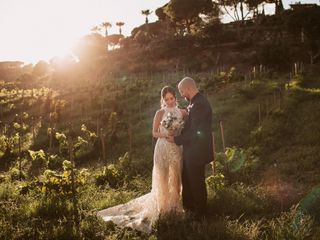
97;106;183;233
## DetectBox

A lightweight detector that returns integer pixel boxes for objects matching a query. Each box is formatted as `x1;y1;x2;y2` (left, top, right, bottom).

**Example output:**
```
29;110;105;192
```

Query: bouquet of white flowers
160;112;184;136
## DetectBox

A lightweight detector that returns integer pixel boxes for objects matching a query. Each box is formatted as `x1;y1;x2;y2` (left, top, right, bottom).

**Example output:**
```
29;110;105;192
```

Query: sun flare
0;0;108;64
1;0;168;64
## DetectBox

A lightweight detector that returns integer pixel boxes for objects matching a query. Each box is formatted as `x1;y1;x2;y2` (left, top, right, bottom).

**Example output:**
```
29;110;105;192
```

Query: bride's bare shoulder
154;108;165;118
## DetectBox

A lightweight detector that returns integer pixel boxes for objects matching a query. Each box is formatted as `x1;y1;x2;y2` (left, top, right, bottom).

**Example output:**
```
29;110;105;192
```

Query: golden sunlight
0;0;112;63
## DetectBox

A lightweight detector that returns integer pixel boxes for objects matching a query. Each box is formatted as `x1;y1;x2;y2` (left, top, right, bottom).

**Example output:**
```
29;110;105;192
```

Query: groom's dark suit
174;92;213;216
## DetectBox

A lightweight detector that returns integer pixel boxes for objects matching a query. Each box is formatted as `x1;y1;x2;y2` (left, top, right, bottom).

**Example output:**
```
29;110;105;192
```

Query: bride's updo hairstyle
160;86;176;108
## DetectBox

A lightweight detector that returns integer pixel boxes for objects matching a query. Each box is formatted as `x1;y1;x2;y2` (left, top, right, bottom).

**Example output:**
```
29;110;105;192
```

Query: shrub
258;42;291;70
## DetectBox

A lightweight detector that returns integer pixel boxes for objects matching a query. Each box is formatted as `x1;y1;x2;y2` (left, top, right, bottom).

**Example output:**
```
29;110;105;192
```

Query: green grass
1;65;320;239
253;73;320;190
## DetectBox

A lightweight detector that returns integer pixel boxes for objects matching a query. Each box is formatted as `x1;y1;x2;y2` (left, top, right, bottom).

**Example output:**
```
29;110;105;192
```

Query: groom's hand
166;136;175;143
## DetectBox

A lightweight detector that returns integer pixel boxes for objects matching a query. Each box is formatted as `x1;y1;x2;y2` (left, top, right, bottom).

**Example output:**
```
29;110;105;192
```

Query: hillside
1;1;320;239
1;63;320;239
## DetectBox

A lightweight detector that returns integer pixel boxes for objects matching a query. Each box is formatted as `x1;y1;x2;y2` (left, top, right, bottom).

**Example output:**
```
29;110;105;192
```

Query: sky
0;0;319;64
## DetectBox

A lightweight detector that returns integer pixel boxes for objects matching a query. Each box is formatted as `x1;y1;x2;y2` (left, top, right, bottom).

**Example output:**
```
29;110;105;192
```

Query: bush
47;154;64;171
214;147;260;184
258;42;291;70
94;152;133;188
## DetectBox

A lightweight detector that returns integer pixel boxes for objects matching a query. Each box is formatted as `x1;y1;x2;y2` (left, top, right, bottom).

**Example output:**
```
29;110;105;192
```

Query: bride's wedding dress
97;106;183;233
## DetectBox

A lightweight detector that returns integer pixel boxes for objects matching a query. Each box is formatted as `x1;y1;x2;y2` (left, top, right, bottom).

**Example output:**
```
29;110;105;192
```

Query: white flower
160;112;184;135
187;104;194;112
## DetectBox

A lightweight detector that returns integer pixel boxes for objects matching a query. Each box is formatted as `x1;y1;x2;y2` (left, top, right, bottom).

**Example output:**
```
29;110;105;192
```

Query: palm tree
101;22;112;37
141;9;153;24
90;25;101;34
274;0;284;14
116;22;125;35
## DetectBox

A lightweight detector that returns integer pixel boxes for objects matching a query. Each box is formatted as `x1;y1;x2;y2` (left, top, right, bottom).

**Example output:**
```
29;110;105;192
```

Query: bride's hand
166;135;175;143
167;130;175;136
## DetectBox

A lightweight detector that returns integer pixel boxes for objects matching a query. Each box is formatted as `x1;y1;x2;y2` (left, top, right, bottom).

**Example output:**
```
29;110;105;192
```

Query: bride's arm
152;109;167;138
180;109;188;120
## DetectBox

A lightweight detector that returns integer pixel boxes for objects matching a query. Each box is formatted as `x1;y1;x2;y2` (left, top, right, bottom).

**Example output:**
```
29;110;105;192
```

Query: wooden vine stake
68;135;80;238
100;128;106;163
258;103;261;127
220;121;226;153
212;132;216;175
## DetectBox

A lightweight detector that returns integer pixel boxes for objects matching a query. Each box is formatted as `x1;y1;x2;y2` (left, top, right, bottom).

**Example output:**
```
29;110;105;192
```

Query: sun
1;0;169;64
0;0;100;64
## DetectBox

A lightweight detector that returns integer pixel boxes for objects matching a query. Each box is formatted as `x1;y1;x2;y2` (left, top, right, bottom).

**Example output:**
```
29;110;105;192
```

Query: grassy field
1;65;320;239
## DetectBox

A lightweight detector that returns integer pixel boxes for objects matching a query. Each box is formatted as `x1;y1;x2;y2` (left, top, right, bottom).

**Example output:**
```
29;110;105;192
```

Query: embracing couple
97;77;213;233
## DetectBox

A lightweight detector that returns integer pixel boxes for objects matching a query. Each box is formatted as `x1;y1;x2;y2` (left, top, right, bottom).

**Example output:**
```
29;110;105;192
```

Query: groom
167;77;213;218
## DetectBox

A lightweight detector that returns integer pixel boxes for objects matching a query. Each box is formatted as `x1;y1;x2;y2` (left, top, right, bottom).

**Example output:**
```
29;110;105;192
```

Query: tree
32;60;50;77
217;0;253;23
72;34;106;61
156;5;168;21
101;22;112;37
105;34;123;50
274;0;284;15
141;9;152;24
164;0;213;34
246;0;265;18
286;6;320;63
202;1;221;22
116;22;125;35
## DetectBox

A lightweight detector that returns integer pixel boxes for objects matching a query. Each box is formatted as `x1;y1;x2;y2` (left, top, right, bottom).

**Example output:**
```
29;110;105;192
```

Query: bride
97;86;187;233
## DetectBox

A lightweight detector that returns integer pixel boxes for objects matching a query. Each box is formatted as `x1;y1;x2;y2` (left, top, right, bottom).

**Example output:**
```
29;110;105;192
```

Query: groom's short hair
179;77;197;90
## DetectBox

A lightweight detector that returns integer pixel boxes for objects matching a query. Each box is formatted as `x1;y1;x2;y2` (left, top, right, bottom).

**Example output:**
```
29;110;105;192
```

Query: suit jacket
174;92;213;165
